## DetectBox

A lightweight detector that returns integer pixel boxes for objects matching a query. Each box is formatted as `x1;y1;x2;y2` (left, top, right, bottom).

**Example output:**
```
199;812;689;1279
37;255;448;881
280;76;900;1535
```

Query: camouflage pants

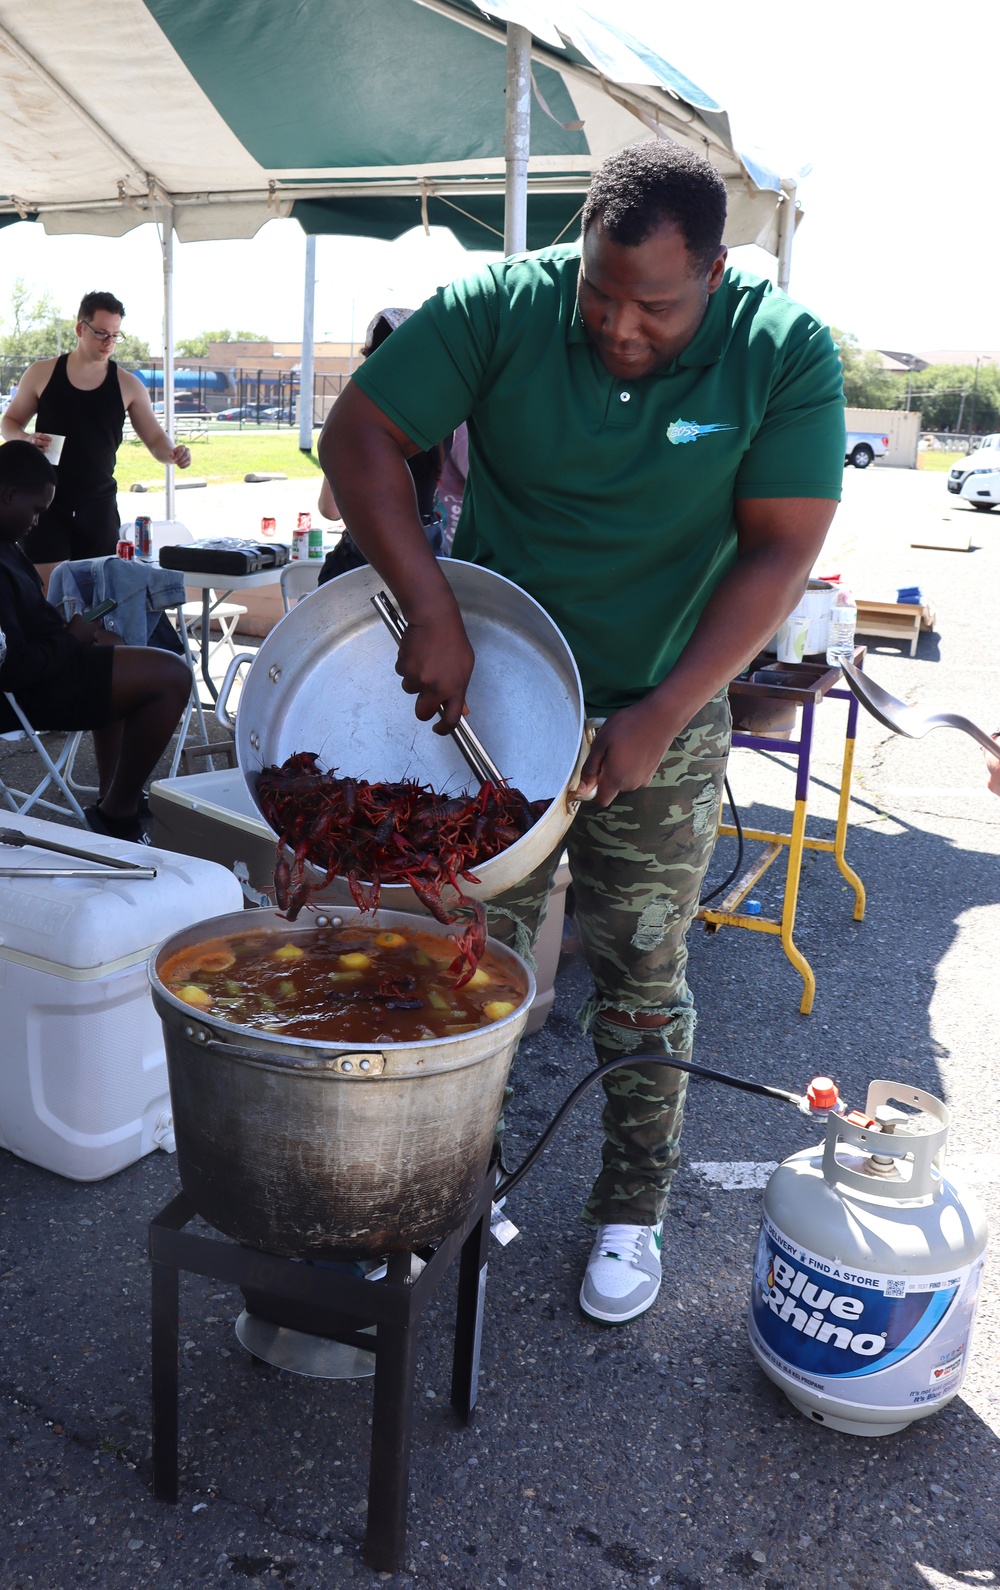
487;689;732;1227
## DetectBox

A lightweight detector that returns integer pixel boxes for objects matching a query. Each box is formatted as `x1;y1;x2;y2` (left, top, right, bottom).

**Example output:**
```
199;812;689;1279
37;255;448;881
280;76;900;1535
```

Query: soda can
116;536;135;560
134;515;152;559
261;516;276;537
291;529;309;561
308;527;323;559
297;511;312;531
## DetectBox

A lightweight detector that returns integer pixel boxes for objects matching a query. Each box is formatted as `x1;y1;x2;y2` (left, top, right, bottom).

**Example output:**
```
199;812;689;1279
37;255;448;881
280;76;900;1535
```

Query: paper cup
42;434;65;465
775;612;810;664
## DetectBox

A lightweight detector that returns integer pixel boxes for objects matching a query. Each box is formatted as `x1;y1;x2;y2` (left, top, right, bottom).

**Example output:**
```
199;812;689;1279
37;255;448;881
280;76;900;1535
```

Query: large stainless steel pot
216;561;588;902
149;906;536;1259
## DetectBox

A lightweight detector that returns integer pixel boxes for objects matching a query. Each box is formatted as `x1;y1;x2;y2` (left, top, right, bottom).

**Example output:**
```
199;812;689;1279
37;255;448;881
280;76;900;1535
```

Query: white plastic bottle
825;585;857;667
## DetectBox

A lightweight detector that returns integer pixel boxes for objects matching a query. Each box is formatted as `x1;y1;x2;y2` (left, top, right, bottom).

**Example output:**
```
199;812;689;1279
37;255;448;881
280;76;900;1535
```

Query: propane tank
748;1080;987;1437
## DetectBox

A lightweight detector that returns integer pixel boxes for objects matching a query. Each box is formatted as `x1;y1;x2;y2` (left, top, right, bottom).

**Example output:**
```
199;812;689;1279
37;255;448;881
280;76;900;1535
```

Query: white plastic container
766;579;835;658
0;815;244;1181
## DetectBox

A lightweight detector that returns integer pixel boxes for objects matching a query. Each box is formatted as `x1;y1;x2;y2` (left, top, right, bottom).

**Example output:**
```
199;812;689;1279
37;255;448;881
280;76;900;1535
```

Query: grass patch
917;451;962;472
115;429;324;489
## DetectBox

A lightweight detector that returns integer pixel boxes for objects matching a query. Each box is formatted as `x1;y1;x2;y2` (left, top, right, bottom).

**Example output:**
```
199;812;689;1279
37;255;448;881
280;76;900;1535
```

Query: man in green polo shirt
319;141;844;1325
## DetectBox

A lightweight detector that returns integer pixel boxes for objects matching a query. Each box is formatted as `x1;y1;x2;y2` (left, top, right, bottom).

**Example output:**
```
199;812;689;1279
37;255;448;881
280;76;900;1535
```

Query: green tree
0;277;149;363
903;363;1000;433
830;328;899;410
175;328;269;357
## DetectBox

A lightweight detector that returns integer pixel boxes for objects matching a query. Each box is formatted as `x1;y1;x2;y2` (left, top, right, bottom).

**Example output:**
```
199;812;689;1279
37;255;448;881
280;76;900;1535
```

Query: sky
0;0;996;359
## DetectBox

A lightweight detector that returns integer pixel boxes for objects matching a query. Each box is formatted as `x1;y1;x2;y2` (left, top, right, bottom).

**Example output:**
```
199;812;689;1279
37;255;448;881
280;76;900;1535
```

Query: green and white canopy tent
0;0;801;507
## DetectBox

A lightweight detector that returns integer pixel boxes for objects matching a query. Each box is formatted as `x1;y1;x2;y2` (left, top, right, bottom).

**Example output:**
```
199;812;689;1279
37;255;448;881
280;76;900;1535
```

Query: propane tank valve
799;1076;844;1119
867;1104;911;1172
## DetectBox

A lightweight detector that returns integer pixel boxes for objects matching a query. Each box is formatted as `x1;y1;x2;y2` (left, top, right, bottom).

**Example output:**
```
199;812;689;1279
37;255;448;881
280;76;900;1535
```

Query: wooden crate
854;600;923;657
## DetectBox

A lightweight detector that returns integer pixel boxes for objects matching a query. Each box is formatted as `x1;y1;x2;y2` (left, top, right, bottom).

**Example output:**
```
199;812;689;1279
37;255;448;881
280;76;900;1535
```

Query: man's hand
985;739;1000;797
394;608;475;733
65;615;125;647
66;614;101;645
170;444;191;469
570;697;680;808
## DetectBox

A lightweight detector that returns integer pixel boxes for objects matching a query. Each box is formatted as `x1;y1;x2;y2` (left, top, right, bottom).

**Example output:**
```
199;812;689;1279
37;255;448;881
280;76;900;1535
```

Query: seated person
0;441;192;844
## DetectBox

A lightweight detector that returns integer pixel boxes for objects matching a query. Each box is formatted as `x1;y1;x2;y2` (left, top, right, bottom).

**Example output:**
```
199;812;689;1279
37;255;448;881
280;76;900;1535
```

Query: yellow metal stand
697;660;866;1015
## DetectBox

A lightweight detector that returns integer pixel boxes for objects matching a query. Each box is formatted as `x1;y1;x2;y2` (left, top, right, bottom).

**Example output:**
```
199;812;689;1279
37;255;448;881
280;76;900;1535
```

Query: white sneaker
579;1222;663;1323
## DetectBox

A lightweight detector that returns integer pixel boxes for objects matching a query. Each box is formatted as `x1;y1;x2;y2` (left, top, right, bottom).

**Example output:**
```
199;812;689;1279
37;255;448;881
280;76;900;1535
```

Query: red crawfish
255;756;547;979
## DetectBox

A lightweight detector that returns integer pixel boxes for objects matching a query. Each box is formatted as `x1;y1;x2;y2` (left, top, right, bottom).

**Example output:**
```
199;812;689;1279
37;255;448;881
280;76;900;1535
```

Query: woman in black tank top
22;354;126;563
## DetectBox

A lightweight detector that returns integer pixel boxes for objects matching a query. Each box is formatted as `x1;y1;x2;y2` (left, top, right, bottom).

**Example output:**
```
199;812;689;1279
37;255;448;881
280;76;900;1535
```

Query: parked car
213;405;265;423
844;430;889;469
947;437;1000;511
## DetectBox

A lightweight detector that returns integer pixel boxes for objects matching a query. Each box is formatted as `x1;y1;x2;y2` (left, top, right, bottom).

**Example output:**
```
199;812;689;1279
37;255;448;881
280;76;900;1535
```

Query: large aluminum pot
216;560;587;902
149;906;535;1259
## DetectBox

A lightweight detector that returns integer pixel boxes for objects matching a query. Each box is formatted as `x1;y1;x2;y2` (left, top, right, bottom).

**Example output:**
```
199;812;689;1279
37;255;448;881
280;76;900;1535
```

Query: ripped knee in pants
578;996;695;1056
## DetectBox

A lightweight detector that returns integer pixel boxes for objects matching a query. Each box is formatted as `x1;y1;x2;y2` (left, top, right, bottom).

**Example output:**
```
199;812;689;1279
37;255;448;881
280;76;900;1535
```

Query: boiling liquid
159;922;526;1044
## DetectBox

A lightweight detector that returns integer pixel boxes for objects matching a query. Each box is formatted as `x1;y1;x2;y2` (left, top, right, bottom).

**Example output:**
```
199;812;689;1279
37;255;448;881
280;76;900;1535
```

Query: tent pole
161;210;176;521
503;23;532;256
776;181;796;293
299;234;316;453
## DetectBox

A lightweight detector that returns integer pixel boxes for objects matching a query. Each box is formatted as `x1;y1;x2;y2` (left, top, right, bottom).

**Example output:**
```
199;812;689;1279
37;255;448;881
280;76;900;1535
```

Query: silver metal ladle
841;660;1000;760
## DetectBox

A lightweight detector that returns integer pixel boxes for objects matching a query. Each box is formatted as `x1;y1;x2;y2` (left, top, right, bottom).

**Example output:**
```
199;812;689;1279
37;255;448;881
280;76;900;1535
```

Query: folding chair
0;695;90;824
280;559;322;613
180;592;248;664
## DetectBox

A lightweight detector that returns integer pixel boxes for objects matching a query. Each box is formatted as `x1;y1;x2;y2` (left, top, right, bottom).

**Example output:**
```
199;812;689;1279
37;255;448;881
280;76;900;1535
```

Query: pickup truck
845;430;889;469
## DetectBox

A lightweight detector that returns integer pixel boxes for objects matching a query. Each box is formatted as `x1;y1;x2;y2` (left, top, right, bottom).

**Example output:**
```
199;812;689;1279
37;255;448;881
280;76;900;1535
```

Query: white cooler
0;815;244;1181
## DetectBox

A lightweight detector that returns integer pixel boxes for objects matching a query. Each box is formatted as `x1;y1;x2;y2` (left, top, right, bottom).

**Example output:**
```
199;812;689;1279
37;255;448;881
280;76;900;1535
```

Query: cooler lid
0;815;245;973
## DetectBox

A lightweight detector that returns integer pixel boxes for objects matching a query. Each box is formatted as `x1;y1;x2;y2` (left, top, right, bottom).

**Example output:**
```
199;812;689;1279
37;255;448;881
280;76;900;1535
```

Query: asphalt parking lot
1;467;998;1590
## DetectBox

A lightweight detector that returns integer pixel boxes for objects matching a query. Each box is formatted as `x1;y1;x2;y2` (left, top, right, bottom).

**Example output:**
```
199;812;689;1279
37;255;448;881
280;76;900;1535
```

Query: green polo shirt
351;246;844;715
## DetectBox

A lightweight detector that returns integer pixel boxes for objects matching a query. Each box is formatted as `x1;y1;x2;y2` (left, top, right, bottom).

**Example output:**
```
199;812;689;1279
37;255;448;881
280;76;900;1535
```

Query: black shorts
21;498;120;564
0;646;116;734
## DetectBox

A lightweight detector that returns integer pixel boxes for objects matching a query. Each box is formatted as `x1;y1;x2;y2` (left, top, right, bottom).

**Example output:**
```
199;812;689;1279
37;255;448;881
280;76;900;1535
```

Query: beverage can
297;511;312;531
292;529;309;561
261;516;276;537
134;516;152;559
308;528;323;559
116;536;135;561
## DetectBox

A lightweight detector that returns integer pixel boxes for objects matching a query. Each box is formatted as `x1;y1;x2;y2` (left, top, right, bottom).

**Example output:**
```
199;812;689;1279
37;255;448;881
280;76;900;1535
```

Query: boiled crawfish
256;754;549;985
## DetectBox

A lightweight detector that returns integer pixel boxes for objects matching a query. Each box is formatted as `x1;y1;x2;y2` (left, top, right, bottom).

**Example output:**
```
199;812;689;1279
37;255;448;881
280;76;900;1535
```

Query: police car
947;435;1000;511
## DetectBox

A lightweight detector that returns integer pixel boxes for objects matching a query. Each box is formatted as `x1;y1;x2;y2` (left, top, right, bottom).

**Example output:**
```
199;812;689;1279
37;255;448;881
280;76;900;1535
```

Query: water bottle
825;585;857;667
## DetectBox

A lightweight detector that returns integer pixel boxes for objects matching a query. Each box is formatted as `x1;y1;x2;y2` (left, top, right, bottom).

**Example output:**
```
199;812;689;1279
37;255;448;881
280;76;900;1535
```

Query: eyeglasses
82;321;125;345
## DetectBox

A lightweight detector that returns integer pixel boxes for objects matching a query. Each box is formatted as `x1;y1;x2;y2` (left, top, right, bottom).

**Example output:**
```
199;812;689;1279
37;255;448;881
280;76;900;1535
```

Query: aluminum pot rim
229;561;586;894
148;904;537;1066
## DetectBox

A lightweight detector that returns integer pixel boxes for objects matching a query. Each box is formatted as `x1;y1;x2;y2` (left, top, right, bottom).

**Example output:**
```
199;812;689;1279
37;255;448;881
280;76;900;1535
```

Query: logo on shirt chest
666;417;738;446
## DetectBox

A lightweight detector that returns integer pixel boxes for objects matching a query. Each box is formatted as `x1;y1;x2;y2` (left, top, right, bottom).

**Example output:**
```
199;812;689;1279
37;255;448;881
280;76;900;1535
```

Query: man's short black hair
77;290;125;322
582;141;727;271
0;441;58;492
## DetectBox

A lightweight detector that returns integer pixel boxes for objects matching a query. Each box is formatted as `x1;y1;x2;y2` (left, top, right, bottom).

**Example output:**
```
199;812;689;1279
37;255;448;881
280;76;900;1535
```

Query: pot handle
215;652;256;733
566;718;601;810
200;1036;386;1076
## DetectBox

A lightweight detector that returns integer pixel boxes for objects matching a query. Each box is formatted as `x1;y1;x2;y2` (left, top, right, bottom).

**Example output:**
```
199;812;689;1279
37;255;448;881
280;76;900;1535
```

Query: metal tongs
371;591;507;787
0;826;156;880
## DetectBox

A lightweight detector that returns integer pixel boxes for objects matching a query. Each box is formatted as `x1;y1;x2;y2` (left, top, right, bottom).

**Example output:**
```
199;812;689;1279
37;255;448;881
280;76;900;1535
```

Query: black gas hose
496;1051;803;1200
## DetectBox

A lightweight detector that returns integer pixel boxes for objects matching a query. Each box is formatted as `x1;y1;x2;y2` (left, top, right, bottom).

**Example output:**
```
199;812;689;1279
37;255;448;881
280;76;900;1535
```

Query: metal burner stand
149;1171;494;1573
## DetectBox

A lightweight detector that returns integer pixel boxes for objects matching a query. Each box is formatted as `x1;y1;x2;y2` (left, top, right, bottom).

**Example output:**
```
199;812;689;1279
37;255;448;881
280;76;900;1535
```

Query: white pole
161;210;176;522
298;233;316;453
503;23;532;257
776;181;796;294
